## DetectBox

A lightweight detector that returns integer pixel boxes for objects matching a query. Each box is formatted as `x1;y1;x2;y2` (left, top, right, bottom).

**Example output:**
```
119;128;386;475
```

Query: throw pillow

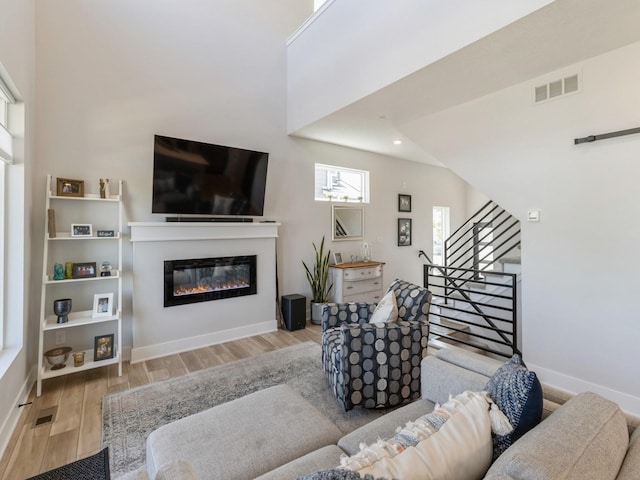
484;354;543;459
368;290;398;324
340;391;507;480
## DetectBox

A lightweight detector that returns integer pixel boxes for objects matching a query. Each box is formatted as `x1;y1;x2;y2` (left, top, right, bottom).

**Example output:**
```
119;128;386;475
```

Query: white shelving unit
37;175;124;396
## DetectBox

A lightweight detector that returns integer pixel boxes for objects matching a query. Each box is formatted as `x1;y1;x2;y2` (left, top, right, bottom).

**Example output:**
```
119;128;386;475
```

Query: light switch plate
527;209;540;222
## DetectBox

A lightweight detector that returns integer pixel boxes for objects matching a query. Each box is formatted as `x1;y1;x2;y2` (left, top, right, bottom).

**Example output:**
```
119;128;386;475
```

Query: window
432;206;450;266
314;163;369;203
0;74;15;352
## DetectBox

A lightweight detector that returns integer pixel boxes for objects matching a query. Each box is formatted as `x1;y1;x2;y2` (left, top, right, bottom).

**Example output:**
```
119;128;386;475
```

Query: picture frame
94;334;114;361
96;230;115;238
398;194;412;212
72;262;97;279
92;292;114;318
398;218;412;246
333;252;343;264
71;224;93;237
56;178;85;198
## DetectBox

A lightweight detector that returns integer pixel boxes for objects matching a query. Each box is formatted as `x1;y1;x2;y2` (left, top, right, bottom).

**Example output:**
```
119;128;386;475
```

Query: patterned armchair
321;279;432;411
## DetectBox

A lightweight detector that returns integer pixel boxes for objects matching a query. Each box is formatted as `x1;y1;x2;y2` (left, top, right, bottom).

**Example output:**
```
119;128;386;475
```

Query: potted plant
302;236;333;324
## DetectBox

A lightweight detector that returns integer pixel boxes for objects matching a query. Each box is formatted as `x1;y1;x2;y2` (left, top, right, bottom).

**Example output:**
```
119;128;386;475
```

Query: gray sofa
123;347;639;480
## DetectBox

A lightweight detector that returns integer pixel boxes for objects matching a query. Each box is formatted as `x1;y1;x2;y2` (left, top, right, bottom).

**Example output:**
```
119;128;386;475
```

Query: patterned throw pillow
484;354;543;459
297;470;393;480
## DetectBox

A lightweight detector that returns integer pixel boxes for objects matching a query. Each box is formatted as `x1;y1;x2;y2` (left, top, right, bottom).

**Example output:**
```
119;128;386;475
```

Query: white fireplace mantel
128;221;281;243
128;221;280;363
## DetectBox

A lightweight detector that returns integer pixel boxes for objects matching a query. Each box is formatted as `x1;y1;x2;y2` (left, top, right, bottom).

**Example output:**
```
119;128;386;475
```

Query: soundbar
166;217;254;223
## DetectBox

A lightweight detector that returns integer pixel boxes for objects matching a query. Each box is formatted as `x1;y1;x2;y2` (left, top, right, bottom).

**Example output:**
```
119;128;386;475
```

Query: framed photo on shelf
333;252;343;264
92;292;113;318
398;194;411;212
96;230;115;238
398;218;412;246
71;224;92;237
56;178;84;198
94;334;114;361
72;262;97;279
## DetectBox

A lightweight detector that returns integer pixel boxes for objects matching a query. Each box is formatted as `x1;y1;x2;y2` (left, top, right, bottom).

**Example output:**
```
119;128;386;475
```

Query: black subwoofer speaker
281;294;306;331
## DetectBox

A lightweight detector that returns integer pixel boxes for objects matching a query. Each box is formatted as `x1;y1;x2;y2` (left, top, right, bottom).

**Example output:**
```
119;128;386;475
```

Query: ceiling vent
535;74;579;104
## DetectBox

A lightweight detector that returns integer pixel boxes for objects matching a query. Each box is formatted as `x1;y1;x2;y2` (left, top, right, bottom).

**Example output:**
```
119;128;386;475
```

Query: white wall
32;1;472;361
402;41;640;414
0;0;35;458
286;0;553;133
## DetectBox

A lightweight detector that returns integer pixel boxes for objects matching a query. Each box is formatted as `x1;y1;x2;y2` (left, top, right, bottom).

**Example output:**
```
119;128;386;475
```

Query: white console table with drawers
328;261;385;304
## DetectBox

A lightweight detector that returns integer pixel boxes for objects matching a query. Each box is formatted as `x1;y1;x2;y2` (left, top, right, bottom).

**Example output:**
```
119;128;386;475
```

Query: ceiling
290;0;640;166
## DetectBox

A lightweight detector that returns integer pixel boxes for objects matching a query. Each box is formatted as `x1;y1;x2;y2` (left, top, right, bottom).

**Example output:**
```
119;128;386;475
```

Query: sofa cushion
341;391;495;480
484;391;629;480
484;354;543;458
146;385;342;480
368;290;398;324
616;426;640;480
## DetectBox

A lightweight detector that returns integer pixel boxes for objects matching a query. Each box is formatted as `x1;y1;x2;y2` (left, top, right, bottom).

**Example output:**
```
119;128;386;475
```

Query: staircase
422;200;521;358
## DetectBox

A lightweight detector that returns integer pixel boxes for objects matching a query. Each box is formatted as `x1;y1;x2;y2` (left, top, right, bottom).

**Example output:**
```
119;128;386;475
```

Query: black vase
53;298;72;324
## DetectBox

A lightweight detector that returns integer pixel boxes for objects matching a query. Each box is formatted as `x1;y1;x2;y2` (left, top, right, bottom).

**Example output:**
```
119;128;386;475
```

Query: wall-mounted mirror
332;205;364;241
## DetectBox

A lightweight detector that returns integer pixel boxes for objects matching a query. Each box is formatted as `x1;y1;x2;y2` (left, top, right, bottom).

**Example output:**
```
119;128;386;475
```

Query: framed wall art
72;262;97;279
94;334;114;361
398;218;412;246
71;224;93;237
92;292;113;318
56;178;85;198
398;194;411;212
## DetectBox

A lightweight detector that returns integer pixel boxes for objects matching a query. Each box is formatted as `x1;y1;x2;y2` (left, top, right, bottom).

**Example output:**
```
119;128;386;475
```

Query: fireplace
164;255;257;307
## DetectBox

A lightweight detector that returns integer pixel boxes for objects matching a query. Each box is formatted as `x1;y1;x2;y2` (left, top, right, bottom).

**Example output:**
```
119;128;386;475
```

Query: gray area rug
102;342;389;478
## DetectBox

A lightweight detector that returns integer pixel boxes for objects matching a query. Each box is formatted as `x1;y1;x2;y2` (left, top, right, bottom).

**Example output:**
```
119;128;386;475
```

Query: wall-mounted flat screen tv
152;135;269;217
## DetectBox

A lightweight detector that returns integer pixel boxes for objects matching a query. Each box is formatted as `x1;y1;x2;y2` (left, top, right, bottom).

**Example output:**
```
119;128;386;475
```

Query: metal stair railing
419;201;521;358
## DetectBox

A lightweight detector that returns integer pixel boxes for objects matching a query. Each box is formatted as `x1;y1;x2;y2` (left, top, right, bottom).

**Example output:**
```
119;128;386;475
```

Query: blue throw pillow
484;354;543;459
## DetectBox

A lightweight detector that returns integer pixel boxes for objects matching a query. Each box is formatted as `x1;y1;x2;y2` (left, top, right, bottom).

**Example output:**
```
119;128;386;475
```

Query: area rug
102;341;389;478
28;447;110;480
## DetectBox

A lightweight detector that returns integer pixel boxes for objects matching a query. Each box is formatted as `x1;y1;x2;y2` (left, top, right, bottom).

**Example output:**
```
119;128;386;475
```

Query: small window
314;163;369;203
432;206;450;266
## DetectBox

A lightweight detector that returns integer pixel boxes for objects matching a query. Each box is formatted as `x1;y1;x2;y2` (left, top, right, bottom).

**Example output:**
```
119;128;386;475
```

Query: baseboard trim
130;320;278;363
0;364;36;461
529;362;640;417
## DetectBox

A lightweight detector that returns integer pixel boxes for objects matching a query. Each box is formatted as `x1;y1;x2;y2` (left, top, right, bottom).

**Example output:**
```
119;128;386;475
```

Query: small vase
53;298;72;323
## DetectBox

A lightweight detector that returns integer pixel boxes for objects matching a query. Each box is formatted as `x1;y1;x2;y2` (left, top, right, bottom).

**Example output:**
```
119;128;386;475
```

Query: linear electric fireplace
164;255;257;307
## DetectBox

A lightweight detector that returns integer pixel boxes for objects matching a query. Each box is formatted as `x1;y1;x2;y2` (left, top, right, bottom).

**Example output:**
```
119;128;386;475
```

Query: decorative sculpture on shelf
53;263;64;280
99;178;111;199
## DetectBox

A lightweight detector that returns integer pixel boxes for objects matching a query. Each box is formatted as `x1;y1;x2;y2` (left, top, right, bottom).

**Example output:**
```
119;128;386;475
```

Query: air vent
534;74;579;103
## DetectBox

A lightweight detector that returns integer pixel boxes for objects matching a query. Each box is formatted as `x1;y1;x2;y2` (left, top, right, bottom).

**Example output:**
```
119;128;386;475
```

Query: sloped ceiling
290;0;640;166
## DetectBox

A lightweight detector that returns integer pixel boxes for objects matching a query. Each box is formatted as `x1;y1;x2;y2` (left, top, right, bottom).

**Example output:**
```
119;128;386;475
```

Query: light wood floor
0;323;321;480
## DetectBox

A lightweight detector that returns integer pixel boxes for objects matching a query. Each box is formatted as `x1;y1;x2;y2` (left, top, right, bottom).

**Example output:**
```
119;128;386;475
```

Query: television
152;135;269;217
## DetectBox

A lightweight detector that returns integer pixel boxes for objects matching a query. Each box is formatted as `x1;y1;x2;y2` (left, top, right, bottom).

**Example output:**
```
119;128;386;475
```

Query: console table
328;261;385;304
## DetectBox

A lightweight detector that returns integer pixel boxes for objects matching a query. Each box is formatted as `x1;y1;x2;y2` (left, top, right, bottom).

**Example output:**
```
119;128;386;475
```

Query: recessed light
393;140;403;145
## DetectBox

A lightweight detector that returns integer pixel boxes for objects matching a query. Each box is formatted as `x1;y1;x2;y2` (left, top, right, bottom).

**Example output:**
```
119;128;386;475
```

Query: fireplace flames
174;280;249;296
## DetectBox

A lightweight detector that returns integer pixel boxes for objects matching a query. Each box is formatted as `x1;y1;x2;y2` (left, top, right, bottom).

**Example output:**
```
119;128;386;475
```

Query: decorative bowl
44;346;72;370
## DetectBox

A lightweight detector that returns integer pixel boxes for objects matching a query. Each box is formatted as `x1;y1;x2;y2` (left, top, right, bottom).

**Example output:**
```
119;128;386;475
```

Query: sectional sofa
120;347;639;480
